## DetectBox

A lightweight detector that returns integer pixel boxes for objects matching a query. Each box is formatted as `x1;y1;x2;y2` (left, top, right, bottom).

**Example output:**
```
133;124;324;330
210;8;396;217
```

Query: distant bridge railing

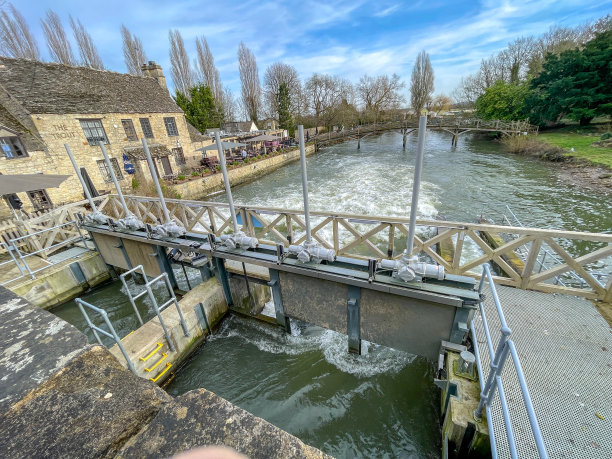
314;118;538;146
96;195;612;302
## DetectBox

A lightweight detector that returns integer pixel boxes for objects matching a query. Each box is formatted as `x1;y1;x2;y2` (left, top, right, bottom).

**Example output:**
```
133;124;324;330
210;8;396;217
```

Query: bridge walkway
474;285;611;458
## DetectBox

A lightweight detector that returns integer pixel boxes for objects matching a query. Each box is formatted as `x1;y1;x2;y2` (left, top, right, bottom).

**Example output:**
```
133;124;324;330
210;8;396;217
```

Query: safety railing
96;194;612;302
500;204;608;289
472;264;548;459
119;265;190;352
0;241;27;286
75;298;136;374
0;221;86;286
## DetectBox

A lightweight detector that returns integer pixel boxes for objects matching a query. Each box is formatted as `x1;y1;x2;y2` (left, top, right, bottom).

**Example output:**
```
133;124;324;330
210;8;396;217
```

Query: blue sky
17;0;612;101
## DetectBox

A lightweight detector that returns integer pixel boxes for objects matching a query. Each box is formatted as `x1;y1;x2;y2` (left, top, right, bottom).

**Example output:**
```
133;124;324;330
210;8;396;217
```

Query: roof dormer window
0;136;28;158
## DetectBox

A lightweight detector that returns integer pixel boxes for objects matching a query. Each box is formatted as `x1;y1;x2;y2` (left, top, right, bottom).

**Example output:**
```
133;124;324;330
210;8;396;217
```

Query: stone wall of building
0;111;197;217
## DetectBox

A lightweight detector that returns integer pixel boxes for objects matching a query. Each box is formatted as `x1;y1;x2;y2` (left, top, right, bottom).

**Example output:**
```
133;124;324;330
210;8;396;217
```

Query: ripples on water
167;315;441;458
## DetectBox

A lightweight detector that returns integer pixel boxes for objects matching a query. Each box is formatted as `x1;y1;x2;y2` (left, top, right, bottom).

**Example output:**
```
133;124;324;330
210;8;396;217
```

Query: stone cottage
0;58;211;217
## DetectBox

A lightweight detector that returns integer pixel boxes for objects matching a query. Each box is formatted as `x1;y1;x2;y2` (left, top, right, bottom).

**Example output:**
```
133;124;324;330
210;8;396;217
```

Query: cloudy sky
17;0;612;100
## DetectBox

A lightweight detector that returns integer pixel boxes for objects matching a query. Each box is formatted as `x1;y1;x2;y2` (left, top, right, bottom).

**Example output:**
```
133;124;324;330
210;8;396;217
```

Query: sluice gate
86;222;479;361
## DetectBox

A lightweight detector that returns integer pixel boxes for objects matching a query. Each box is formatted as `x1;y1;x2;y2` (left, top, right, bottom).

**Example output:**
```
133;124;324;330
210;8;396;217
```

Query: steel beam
269;269;290;332
347;285;361;354
214;257;233;306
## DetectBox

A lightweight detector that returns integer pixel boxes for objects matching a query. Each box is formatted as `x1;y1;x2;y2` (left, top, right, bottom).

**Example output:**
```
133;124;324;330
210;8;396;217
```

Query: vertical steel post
214;131;238;233
64;144;97;211
98;141;130;217
76;301;103;345
298;125;312;243
269;269;290;333
406;115;427;256
100;309;137;374
141;138;171;224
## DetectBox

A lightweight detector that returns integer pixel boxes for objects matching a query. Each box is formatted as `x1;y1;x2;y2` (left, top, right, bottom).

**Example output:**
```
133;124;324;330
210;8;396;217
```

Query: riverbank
501;127;612;193
158;143;316;200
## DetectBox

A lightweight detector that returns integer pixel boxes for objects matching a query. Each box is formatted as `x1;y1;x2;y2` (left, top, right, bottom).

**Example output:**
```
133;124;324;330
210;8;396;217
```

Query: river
51;130;611;458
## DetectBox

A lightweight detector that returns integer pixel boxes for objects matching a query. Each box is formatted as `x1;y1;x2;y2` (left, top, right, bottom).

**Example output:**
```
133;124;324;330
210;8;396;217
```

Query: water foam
214;316;415;378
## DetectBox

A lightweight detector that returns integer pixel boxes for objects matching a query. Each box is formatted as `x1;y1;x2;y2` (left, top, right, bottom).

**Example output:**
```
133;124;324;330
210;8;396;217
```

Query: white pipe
141;138;170;224
298;125;312;243
98;141;129;216
64;143;97;212
214;131;238;233
406;115;427;255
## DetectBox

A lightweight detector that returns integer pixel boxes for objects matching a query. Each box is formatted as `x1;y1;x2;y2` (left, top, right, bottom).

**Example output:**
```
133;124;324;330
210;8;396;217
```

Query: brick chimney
141;61;167;92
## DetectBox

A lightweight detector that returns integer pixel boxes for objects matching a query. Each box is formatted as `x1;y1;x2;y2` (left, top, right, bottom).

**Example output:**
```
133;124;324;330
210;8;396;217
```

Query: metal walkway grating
473;285;612;458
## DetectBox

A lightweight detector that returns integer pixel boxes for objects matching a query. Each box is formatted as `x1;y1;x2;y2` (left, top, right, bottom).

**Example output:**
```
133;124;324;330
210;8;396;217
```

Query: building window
79;119;109;146
164;117;179;136
139;118;154;138
96;158;123;183
27;189;52;211
173;147;185;165
0;136;28;158
121;119;138;141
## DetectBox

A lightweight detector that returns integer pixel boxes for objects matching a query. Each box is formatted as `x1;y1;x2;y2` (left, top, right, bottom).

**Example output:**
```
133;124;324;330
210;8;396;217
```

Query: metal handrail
473;264;548;459
0;221;86;285
502;205;607;288
119;265;190;353
75;298;136;374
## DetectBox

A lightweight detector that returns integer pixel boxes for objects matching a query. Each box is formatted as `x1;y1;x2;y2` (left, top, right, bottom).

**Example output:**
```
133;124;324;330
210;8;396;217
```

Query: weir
3;120;610;458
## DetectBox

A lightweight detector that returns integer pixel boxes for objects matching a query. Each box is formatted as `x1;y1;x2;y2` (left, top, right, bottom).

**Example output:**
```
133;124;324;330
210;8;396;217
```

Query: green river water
52;130;612;458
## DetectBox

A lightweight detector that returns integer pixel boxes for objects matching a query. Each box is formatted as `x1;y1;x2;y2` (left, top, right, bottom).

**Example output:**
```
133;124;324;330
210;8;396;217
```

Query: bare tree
238;42;261;122
41;10;75;65
222;87;238;121
169;29;193;97
70;16;104;69
410;50;434;116
304;73;350;128
430;94;451;116
0;3;39;60
121;25;147;75
357;74;405;122
263;62;300;119
195;36;222;103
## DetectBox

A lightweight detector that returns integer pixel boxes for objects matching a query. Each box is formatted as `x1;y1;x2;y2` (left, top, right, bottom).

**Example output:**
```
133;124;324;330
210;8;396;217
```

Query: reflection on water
167;315;441;459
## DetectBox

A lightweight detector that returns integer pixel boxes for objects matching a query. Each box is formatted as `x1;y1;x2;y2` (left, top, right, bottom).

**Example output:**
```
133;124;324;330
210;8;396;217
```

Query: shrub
191;171;200;177
601;132;611;140
131;178;139;190
501;134;565;160
177;174;186;181
215;165;221;171
204;168;210;174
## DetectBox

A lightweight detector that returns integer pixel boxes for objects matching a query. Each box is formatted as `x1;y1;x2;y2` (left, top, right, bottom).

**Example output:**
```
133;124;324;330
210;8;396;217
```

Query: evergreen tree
527;30;612;126
175;85;224;132
475;81;529;121
278;82;294;137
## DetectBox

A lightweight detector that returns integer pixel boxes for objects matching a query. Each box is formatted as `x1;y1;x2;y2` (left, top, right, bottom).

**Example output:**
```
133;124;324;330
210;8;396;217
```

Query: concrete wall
0;286;329;458
170;143;316;200
8;250;110;310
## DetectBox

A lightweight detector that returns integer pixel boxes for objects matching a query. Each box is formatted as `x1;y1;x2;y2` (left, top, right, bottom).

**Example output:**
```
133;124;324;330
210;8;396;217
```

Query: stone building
0;58;211;218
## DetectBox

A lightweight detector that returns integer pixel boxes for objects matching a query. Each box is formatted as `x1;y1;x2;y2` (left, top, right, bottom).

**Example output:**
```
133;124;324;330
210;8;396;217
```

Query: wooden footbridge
315;118;538;148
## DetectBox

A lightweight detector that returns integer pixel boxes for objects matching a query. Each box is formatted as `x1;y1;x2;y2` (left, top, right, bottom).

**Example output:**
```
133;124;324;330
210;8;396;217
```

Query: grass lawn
537;124;612;168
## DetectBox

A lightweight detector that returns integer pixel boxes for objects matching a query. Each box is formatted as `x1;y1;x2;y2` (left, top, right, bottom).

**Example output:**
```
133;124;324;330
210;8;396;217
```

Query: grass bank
538;123;612;169
502;122;612;169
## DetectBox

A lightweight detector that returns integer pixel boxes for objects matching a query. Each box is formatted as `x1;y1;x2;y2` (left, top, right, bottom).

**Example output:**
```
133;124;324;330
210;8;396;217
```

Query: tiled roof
0;57;181;115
